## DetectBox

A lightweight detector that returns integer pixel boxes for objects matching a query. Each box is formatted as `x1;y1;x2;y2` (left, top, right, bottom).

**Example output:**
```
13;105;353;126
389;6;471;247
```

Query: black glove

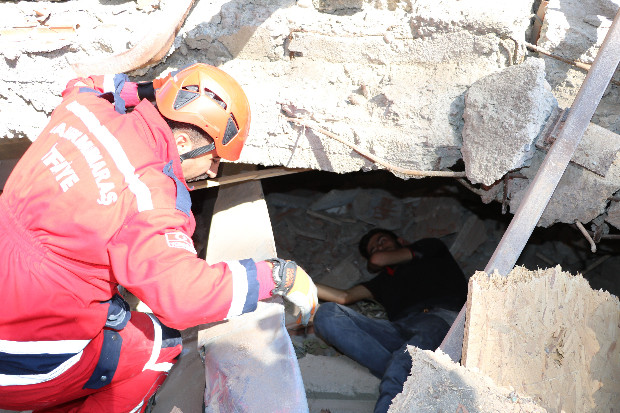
137;82;156;102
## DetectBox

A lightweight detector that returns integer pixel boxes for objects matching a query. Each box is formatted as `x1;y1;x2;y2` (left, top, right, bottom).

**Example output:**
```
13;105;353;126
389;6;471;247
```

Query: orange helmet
156;63;251;161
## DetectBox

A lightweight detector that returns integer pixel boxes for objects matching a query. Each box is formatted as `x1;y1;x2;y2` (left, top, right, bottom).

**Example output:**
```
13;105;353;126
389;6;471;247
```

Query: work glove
267;258;318;326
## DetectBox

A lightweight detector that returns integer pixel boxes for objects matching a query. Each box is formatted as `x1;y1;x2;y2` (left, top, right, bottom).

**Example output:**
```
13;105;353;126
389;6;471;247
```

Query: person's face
175;131;221;180
181;152;221;180
366;232;400;256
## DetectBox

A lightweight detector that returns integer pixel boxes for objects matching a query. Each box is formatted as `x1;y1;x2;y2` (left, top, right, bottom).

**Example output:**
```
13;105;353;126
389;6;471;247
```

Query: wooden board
463;267;620;412
154;179;279;412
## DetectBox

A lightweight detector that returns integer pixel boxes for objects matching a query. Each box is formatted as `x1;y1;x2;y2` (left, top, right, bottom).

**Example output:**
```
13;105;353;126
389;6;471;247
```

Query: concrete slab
537;0;620;134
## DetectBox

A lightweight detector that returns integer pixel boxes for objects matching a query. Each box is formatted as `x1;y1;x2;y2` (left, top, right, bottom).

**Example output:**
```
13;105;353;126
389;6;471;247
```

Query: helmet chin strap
179;142;216;162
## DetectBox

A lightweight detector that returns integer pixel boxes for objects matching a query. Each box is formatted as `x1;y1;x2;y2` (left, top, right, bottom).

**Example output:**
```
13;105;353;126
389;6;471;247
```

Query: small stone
348;94;366;106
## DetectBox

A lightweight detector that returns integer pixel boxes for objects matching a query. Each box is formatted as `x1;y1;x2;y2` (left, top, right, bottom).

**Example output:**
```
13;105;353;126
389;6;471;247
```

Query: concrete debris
352;190;403;230
449;214;488;262
405;196;466;239
462;58;557;186
315;255;363;290
463;266;620;412
313;0;364;15
605;199;620;229
309;189;361;212
2;0;620;232
537;0;620;133
264;182;488;289
536;112;620;177
503;148;620;227
388;348;547;413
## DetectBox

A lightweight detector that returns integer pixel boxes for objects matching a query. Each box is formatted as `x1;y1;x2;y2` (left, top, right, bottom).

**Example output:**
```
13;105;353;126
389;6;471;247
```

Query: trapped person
0;63;317;412
313;228;467;413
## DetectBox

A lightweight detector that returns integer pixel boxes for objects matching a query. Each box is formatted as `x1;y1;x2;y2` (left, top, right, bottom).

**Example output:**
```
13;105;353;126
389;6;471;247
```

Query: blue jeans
313;302;452;413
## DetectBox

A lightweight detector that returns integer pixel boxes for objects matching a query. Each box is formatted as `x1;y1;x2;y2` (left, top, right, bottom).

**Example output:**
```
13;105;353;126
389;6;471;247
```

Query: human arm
368;246;417;270
109;209;273;330
316;284;374;305
61;72;173;111
110;210;318;329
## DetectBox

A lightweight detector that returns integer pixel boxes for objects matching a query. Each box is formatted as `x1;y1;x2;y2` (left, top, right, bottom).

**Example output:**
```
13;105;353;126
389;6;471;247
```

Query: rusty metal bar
440;8;620;363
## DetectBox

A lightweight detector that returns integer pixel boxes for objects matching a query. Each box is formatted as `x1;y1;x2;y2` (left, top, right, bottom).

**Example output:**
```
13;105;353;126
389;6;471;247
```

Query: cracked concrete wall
1;0;619;231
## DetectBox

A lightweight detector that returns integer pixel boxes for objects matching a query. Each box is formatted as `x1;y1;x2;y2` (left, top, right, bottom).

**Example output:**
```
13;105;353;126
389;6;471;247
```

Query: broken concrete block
536;110;620;177
605;200;620;230
449;214;488;263
313;0;364;14
352;189;403;230
309;188;360;211
388;348;546;413
463;267;620;412
314;254;363;289
462;57;558;186
505;148;620;227
405;196;464;239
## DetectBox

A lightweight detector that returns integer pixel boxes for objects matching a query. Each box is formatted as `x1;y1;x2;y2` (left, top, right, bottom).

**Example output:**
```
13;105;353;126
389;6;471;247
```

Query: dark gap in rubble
190;168;620;322
258;169;620;299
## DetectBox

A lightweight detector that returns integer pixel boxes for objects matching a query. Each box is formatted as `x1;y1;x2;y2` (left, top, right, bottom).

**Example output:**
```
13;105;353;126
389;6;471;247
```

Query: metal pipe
440;8;620;363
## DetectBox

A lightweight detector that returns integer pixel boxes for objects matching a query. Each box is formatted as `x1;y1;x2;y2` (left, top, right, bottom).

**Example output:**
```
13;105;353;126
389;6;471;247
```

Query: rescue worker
0;63;318;412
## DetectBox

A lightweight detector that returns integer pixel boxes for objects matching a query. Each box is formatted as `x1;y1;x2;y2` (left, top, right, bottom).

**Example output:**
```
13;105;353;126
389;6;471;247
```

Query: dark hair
358;228;399;259
166;120;212;147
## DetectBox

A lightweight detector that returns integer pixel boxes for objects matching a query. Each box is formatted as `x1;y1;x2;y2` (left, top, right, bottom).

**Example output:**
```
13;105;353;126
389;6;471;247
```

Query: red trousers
0;312;182;413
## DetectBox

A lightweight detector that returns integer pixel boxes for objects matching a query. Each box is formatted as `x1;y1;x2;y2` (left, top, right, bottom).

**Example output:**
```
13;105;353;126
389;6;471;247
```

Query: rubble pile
2;0;620;233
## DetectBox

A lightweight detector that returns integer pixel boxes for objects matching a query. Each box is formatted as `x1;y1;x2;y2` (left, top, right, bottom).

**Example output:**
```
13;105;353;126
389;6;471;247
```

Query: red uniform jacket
0;75;262;387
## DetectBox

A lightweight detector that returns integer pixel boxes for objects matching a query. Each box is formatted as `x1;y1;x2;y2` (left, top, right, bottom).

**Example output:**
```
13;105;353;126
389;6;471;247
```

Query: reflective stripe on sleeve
225;261;249;319
143;314;173;373
103;74;115;94
225;259;258;319
66;101;154;212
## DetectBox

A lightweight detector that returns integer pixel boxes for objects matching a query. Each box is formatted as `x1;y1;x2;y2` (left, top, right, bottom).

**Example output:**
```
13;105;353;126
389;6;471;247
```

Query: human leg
74;312;182;413
313;302;404;377
30;312;182;413
373;313;450;413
